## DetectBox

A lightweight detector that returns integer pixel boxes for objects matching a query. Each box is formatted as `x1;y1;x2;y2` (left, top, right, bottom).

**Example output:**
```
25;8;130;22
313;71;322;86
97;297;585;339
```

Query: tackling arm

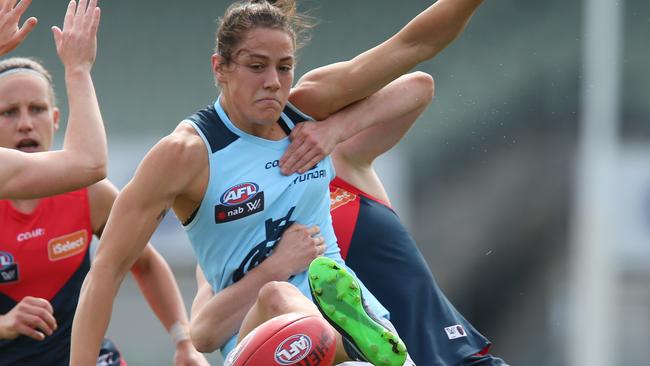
333;72;434;167
280;72;434;175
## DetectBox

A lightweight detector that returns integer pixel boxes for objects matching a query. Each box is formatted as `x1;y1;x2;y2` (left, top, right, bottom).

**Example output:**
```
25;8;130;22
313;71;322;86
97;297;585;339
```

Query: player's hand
0;0;37;56
173;339;210;366
52;0;101;73
0;296;57;341
279;121;343;175
269;223;326;277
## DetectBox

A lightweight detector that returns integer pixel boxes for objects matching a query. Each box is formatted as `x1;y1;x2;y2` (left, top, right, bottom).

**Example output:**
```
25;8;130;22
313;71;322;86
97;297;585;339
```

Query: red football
225;312;337;366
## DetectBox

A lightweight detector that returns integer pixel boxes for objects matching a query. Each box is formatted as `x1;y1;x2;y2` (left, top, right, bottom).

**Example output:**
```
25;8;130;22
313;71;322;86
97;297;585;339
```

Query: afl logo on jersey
274;334;312;365
221;182;259;206
0;251;19;284
215;182;265;223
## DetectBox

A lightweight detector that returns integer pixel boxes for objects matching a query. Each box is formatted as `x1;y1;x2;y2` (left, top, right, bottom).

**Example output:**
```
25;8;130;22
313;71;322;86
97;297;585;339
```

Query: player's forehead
234;28;295;62
0;73;52;105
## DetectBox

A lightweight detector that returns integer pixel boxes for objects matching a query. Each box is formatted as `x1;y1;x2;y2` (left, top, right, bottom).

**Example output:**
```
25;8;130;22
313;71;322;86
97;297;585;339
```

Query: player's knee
257;281;302;315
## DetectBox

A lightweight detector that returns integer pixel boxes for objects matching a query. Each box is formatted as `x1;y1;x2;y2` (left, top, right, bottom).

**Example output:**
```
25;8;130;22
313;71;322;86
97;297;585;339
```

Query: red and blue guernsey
182;98;389;356
0;189;92;366
330;177;494;366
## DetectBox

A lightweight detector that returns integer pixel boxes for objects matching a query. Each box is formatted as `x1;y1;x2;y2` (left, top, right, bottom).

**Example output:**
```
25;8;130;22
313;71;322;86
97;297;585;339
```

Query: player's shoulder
133;124;208;182
155;124;205;159
86;179;119;235
86;179;119;205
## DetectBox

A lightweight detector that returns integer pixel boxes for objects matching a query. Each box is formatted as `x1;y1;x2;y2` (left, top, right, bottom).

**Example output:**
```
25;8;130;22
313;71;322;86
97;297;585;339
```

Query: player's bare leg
239;281;321;340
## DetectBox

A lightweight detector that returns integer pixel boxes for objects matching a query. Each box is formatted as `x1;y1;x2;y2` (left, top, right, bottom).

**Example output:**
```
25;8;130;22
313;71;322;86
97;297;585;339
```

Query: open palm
0;0;36;56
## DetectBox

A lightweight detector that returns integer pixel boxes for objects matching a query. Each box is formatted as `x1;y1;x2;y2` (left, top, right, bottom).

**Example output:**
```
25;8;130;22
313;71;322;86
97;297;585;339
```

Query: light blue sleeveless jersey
183;98;389;355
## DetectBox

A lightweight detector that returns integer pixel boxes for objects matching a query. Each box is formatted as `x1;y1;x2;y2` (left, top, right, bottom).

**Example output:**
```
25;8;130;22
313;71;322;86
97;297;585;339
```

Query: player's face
0;72;59;153
216;27;295;135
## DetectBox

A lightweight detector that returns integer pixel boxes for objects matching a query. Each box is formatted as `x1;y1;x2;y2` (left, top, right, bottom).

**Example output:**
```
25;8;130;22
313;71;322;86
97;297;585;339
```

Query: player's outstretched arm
190;224;325;353
0;0;106;199
280;0;479;175
290;0;482;121
52;0;106;190
70;132;204;366
0;0;37;56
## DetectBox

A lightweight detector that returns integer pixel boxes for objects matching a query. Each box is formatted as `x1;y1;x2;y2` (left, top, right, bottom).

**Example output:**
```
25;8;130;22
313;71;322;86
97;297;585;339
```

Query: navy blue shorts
343;195;494;365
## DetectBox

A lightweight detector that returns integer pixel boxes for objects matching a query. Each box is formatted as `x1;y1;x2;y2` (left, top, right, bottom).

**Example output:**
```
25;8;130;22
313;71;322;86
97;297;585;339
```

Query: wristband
169;321;190;345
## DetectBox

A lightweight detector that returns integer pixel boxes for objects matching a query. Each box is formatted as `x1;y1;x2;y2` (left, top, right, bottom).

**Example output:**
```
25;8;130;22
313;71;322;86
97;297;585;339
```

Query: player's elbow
81;155;108;184
191;325;219;353
94;157;108;180
84;145;108;180
91;165;108;184
91;241;136;287
129;245;157;278
409;71;435;107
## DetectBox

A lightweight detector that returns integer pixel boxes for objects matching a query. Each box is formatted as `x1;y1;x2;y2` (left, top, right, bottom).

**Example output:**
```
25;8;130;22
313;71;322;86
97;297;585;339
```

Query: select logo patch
215;182;265;223
275;334;312;365
330;188;356;211
0;251;19;284
47;230;88;261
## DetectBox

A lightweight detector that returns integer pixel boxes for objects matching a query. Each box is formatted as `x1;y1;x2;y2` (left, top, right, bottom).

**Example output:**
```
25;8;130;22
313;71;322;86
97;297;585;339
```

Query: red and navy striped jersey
0;189;92;366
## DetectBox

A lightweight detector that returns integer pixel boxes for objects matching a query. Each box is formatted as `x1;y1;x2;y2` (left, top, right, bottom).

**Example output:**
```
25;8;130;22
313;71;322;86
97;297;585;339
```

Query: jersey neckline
213;97;291;151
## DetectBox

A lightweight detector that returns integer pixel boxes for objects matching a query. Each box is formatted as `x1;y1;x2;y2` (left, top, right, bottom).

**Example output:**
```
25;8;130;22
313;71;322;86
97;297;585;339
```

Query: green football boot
308;257;407;366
